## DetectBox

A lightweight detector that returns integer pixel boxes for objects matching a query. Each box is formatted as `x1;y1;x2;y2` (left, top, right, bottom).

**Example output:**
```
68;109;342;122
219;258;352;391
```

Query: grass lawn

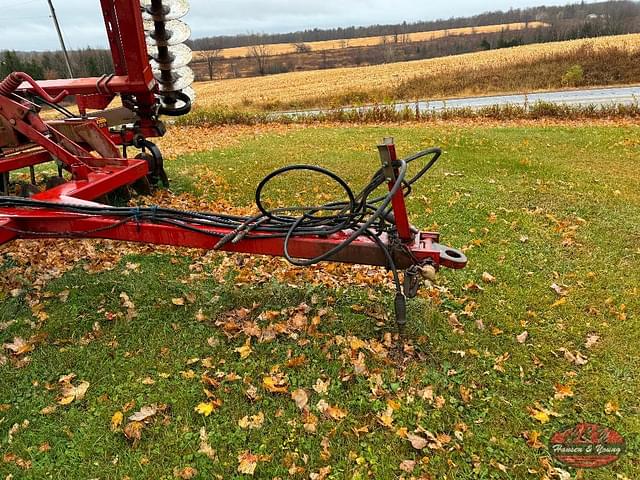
1;123;639;479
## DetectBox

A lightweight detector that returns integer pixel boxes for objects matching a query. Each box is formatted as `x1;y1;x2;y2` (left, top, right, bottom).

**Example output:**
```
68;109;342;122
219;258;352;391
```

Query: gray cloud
0;0;592;51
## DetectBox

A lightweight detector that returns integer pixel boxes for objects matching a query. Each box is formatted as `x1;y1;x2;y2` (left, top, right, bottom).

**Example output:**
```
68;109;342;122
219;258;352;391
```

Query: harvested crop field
192;34;640;111
193;21;549;60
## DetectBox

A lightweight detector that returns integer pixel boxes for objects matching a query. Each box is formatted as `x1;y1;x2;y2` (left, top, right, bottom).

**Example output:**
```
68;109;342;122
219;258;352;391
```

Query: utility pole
46;0;74;78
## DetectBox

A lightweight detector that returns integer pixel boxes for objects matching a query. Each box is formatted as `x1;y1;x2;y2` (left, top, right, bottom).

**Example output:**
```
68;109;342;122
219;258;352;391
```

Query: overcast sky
0;0;592;51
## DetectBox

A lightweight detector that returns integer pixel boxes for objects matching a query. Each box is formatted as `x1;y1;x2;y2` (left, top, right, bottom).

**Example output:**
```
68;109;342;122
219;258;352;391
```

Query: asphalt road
279;85;640;117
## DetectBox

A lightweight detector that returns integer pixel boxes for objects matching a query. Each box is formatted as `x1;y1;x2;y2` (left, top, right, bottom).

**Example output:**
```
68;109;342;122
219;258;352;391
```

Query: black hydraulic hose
282;160;408;266
0;147;435;266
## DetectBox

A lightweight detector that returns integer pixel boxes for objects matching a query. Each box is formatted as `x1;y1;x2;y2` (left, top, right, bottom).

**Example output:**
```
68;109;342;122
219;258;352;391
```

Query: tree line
1;0;639;82
0;48;112;81
188;0;640;51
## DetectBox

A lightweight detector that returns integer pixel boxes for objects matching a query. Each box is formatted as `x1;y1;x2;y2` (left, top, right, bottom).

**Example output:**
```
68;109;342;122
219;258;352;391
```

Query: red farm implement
0;0;466;330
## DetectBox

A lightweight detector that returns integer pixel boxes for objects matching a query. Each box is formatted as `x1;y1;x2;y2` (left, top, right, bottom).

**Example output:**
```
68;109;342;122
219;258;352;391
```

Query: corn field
192;34;640;110
193;21;549;60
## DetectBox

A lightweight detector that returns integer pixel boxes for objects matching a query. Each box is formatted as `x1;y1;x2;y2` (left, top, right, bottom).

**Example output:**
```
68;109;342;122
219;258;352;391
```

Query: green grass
1;124;639;479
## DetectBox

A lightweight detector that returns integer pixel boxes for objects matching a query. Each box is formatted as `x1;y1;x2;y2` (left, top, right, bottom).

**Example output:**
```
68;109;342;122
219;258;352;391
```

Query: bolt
9;119;16;125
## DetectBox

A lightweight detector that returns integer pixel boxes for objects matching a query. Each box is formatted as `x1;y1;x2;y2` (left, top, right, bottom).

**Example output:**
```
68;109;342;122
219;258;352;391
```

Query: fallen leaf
559;348;588;366
235;339;252;359
237;451;259;476
585;334;600;349
482;272;496;283
303;411;318;433
238;412;265;430
174;466;198;479
128;404;159;422
198;427;216;460
554;384;574;400
517;331;529;344
551;297;567;308
377;406;394;428
195;400;222;417
551;283;568;296
285;355;307;368
448;313;465;334
123;421;144;445
605;401;620;416
524;430;544;449
407;432;428;450
310;466;332;480
3;337;33;356
316;399;347;420
111;411;124;431
399;459;416;473
58;380;90;405
40;405;57;415
313;378;330;395
530;409;550;424
263;373;289;394
459;385;473;404
291;389;309;411
490;459;508;473
172;298;185;306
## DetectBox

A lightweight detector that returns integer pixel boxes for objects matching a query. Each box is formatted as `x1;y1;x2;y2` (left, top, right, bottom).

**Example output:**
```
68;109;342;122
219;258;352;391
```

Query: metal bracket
377;137;396;181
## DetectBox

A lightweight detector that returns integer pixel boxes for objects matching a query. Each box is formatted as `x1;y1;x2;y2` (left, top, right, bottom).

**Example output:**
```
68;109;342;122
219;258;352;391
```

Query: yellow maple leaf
111;411;124;431
263;374;289;394
604;401;620;416
195;400;222;417
551;297;567;308
530;408;550;424
554;384;574;400
235;339;252;359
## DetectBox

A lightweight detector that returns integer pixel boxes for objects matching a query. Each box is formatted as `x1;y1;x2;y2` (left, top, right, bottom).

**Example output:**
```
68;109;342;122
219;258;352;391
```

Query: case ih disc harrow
0;0;466;330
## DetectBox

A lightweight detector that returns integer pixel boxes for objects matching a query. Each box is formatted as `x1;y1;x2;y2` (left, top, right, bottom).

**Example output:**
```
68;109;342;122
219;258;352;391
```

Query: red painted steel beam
0;150;51;174
18;76;153;98
0;218;17;246
0;208;466;270
31;160;149;202
384;143;413;243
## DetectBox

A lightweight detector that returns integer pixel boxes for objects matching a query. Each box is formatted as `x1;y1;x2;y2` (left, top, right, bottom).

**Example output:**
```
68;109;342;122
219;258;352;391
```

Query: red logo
550;423;625;469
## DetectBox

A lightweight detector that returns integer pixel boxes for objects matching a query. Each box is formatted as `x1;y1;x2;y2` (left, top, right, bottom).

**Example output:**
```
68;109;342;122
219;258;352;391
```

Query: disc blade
149;43;192;69
182;86;196;104
145;19;191;47
154;66;194;93
141;0;190;21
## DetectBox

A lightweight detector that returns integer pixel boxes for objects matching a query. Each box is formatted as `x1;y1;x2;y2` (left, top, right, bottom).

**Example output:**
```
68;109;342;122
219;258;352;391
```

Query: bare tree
204;48;222;80
383;44;395;63
248;44;270;75
292;42;311;53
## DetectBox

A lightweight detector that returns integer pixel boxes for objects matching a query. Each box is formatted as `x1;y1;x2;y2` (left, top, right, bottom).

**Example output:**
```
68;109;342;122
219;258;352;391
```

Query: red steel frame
0;0;467;276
